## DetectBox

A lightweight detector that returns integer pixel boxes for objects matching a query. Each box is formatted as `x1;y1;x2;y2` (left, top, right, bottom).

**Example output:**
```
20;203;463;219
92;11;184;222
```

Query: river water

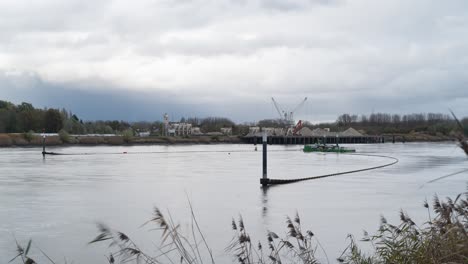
0;142;467;263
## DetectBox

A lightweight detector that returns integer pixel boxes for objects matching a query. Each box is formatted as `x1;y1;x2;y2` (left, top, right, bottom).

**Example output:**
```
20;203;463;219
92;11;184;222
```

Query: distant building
192;127;203;135
138;131;151;137
220;127;232;135
249;126;260;134
162;113;193;136
261;127;275;134
172;123;192;136
163;113;170;136
168;128;176;136
274;128;285;136
246;126;287;137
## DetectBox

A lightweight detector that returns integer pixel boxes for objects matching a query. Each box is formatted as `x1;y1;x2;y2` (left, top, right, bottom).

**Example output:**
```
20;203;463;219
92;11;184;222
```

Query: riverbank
382;132;455;142
0;133;244;147
0;132;456;147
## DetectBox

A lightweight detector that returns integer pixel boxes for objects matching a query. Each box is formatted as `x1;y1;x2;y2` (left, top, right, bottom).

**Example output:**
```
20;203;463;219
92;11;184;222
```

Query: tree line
0;100;243;135
0;100;133;134
335;113;453;126
331;112;466;135
255;112;468;136
1;99;466;136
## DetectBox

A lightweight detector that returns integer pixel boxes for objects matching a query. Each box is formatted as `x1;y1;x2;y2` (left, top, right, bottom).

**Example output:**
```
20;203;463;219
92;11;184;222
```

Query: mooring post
260;132;269;186
42;131;46;156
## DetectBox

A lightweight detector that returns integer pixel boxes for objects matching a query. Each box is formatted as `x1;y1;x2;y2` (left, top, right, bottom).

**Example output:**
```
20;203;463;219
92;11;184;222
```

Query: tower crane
271;97;307;125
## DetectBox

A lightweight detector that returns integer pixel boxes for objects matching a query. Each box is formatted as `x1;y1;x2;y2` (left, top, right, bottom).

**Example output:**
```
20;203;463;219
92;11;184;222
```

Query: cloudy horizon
1;0;468;123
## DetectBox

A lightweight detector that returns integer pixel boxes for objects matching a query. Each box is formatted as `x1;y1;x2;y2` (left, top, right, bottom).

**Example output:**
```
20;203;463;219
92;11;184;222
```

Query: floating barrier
261;153;399;186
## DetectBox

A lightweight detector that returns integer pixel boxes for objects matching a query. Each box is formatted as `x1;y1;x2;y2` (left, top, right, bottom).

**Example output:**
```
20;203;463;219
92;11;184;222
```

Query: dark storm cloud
0;71;276;122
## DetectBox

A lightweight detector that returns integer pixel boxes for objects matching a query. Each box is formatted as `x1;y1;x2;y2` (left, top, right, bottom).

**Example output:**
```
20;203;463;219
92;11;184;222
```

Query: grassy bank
0;133;244;147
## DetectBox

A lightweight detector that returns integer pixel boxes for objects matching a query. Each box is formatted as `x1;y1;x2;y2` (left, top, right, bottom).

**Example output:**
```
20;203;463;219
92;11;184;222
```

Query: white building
172;123;192;136
163;113;193;136
192;127;203;135
138;131;151;137
249;126;260;134
220;127;232;135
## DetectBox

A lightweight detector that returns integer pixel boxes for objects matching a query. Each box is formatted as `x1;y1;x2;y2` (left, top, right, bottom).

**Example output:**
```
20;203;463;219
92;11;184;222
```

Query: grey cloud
2;70;466;123
0;71;275;121
260;0;341;11
0;1;111;33
1;0;468;122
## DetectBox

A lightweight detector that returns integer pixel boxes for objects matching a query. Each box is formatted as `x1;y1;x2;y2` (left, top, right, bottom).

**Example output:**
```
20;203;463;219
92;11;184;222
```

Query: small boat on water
303;144;356;153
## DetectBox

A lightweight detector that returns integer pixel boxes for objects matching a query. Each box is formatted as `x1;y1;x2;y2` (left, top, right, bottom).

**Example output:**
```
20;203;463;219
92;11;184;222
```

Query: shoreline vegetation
0;132;458;148
0;133;245;147
1;99;468;148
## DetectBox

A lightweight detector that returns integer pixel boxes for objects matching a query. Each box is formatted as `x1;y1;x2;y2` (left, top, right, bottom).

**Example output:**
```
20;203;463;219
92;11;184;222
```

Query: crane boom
271;97;285;120
292;97;307;113
289;97;307;123
271;97;307;125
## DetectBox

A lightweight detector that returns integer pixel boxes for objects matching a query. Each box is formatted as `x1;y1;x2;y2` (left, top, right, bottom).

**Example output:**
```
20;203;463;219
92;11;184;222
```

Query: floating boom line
263;153;399;185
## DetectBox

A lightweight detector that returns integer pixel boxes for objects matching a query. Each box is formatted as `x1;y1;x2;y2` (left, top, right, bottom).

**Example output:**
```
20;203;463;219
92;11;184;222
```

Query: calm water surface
1;143;467;263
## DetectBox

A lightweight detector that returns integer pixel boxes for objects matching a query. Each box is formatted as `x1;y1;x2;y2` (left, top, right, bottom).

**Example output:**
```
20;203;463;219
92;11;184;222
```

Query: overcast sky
1;0;468;122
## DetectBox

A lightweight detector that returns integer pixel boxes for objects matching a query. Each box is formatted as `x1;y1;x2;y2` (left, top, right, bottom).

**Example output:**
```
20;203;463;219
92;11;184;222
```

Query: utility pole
260;132;269;186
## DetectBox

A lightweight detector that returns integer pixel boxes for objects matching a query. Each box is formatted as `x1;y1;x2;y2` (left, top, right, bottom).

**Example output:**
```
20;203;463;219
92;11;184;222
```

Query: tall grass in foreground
451;110;468;156
11;188;468;264
226;214;326;264
338;189;468;264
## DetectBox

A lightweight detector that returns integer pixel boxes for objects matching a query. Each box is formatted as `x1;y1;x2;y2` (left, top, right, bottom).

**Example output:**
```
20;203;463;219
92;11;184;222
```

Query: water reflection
1;143;467;263
260;184;285;219
261;186;269;217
